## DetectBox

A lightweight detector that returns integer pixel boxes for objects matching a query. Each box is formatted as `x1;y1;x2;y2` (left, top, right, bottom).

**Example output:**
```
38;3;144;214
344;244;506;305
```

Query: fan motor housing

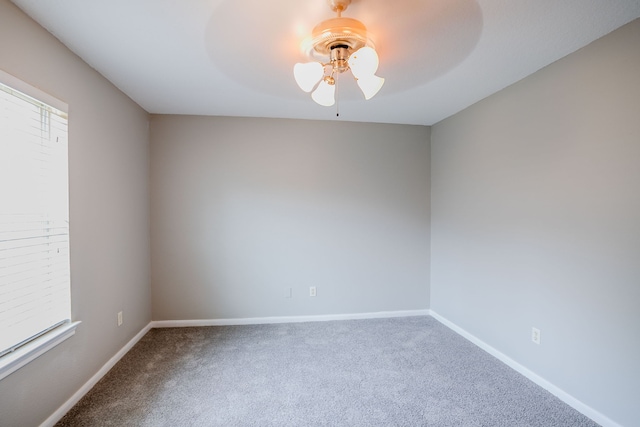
311;17;368;56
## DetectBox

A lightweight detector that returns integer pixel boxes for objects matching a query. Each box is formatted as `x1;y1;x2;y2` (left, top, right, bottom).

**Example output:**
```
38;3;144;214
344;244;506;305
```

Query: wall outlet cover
532;327;541;344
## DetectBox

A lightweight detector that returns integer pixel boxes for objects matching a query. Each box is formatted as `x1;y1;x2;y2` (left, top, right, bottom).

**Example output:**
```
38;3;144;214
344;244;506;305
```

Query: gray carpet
56;316;598;426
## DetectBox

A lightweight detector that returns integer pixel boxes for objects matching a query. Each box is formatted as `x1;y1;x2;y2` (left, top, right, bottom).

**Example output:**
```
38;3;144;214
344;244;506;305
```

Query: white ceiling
11;0;640;125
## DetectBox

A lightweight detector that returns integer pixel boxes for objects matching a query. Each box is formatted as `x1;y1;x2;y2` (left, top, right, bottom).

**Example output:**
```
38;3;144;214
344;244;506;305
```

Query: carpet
56;316;598;426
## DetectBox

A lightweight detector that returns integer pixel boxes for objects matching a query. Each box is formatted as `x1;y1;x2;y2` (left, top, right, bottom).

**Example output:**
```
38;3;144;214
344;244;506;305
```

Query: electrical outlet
285;287;292;298
117;311;123;326
309;286;317;297
531;327;540;344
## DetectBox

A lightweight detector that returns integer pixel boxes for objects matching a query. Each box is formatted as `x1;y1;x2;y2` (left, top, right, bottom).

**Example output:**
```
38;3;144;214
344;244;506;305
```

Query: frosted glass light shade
357;75;385;100
311;80;336;106
293;62;324;92
348;46;379;79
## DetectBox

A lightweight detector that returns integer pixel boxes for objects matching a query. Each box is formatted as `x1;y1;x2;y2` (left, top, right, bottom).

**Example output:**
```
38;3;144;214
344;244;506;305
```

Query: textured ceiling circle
205;0;483;100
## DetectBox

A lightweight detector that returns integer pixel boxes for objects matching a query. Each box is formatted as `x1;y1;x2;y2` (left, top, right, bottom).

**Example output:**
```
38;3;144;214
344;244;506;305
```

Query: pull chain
335;72;340;118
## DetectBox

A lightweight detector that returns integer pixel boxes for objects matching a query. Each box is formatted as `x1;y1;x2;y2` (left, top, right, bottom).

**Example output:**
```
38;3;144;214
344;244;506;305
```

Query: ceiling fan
293;0;385;107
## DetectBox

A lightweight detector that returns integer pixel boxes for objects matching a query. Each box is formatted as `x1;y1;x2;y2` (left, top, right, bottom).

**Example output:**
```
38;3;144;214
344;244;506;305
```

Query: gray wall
0;2;151;426
150;116;430;320
431;19;640;427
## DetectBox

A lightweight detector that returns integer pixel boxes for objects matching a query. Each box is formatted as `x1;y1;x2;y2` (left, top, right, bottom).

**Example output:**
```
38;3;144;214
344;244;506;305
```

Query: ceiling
11;0;640;126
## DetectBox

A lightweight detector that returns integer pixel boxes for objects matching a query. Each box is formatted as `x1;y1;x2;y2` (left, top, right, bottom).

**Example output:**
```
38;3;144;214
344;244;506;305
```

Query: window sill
0;321;81;381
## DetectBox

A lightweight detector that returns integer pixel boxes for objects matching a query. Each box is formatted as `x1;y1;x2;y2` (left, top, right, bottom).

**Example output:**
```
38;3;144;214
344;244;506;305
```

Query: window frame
0;69;80;381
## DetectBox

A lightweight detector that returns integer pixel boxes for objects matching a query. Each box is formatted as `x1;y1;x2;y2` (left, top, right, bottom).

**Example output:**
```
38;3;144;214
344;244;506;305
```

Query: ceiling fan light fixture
356;74;385;100
294;62;325;92
311;78;336;106
348;46;379;79
294;0;384;106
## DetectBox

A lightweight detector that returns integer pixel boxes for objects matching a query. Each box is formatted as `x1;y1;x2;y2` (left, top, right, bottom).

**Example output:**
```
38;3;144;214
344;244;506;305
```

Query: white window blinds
0;79;71;358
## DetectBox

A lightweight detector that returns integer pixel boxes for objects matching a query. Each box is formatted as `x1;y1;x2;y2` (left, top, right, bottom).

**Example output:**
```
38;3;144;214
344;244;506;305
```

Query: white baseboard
428;310;622;427
151;309;430;328
40;322;153;427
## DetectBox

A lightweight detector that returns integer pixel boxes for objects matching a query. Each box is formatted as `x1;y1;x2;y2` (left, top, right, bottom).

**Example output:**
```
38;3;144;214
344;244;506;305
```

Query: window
0;71;78;380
